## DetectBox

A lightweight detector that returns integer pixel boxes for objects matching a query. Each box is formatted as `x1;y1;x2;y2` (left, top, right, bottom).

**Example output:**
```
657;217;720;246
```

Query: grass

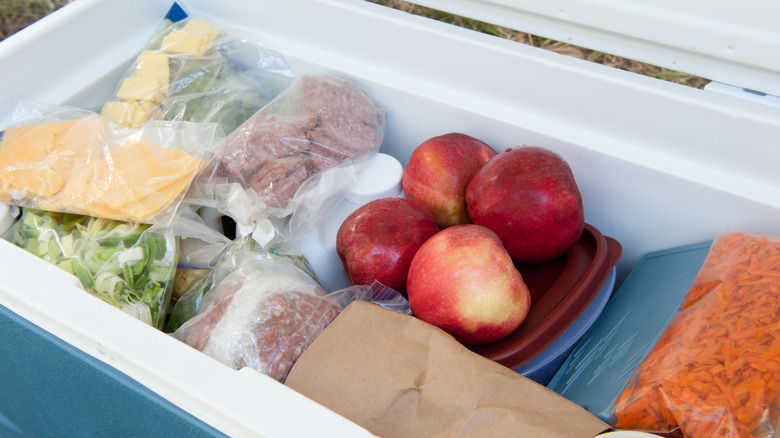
0;0;71;40
0;0;709;89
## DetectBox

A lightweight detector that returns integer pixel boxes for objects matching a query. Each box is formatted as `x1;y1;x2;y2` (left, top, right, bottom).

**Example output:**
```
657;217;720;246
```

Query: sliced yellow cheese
0;114;204;221
161;31;210;56
62;140;204;222
0;116;104;202
0;123;58;201
181;19;220;39
0;167;64;203
101;100;158;128
135;50;169;88
117;76;165;103
160;20;220;56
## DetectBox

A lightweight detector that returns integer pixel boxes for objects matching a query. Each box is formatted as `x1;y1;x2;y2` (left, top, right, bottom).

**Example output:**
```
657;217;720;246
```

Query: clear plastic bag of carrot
612;230;780;438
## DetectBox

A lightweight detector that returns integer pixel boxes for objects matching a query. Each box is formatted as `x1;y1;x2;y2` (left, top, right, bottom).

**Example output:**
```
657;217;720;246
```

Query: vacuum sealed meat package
0;102;222;224
169;237;407;382
188;74;385;248
612;230;780;438
100;16;295;135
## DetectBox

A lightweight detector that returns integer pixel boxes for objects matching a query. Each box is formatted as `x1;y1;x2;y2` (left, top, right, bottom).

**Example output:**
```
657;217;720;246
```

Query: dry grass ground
0;0;70;40
0;0;708;89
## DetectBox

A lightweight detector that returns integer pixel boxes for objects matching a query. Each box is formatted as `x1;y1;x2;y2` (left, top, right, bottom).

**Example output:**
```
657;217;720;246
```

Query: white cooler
1;0;779;436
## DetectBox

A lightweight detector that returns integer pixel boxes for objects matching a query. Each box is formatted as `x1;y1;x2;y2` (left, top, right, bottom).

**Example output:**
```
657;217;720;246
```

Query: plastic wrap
166;236;319;333
0;102;222;224
188;74;385;249
169;237;407;382
100;16;295;134
167;205;233;303
612;230;780;438
3;209;177;329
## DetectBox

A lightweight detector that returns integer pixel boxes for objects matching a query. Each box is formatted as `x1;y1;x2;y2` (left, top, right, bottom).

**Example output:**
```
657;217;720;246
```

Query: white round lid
346;153;404;205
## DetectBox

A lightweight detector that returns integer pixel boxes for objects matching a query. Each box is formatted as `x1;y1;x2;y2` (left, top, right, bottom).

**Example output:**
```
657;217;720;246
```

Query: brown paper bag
285;300;611;438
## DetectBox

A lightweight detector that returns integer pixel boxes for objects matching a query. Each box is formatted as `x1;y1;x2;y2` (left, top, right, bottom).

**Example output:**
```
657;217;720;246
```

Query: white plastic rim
401;0;780;97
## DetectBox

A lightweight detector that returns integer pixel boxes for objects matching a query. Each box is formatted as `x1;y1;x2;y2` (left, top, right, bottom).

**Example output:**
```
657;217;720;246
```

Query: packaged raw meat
169;237;406;382
188;74;385;249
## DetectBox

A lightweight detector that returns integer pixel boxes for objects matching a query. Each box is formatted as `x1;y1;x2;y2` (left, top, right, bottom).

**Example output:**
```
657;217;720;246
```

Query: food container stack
1;0;780;437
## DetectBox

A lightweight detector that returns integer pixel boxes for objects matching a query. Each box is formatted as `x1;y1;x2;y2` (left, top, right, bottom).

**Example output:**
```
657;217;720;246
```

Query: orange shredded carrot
612;230;780;438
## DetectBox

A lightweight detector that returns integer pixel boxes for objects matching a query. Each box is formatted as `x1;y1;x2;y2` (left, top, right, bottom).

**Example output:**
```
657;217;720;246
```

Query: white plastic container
300;152;404;292
1;0;780;436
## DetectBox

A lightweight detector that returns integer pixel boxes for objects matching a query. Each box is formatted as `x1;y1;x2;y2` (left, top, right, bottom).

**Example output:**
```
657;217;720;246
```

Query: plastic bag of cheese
100;15;295;135
0;102;223;224
168;236;408;382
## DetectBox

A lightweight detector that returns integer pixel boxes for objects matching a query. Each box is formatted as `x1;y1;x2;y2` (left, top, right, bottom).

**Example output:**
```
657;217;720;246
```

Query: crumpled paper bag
285;300;611;438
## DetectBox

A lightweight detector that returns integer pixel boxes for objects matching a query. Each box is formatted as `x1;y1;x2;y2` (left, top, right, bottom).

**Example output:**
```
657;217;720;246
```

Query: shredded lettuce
7;209;176;329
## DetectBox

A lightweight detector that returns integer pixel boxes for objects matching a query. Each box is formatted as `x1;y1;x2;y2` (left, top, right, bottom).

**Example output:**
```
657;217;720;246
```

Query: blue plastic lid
546;240;712;422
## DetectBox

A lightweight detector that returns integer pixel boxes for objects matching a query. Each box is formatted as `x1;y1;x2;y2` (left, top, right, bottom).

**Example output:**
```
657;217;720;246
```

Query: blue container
547;241;711;422
0;303;226;438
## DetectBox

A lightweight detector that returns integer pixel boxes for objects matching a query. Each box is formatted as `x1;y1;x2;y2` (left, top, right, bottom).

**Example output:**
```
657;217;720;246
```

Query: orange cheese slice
0;114;204;222
0;116;104;202
60;140;204;222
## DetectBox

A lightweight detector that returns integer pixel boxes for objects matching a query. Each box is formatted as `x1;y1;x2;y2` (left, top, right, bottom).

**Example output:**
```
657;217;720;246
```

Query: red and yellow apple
466;146;584;264
406;224;531;346
402;133;496;228
336;197;440;295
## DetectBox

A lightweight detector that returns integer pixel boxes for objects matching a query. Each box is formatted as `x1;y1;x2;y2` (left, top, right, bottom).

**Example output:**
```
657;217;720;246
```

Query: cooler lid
399;0;780;97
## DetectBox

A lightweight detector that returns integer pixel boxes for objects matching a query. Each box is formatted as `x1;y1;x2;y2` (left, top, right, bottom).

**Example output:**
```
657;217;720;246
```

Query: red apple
466;146;584;264
402;133;496;228
406;224;531;346
337;197;440;295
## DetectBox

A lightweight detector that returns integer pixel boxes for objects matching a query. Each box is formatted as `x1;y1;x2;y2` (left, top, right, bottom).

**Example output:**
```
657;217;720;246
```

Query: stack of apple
336;133;585;346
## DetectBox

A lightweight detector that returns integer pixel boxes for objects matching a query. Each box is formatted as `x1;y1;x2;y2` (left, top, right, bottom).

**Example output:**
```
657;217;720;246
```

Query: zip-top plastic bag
0;102;222;224
168;237;407;382
612;230;780;438
187;74;386;249
100;15;295;135
167;204;233;304
3;209;177;330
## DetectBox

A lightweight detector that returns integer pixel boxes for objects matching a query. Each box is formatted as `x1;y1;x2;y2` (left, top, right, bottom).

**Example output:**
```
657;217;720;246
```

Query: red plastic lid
469;223;622;369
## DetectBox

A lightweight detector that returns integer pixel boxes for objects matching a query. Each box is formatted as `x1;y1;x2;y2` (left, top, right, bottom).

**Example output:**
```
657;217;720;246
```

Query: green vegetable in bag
7;209;177;329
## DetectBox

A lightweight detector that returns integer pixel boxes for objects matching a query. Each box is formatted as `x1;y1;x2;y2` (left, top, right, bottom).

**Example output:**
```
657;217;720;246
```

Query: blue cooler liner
546;241;712;422
0;303;226;438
